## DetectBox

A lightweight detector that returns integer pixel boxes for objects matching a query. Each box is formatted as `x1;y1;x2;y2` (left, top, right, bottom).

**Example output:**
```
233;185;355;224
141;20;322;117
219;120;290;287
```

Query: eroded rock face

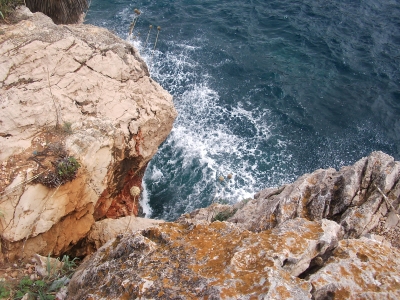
70;216;164;257
309;238;400;299
183;151;400;248
68;152;400;299
0;10;176;260
68;218;343;299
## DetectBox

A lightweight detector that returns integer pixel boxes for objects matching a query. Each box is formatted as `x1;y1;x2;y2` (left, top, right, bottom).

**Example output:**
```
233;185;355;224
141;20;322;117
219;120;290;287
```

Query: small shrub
62;121;73;134
212;208;237;222
0;0;24;19
30;143;81;188
34;156;80;188
0;281;11;298
4;255;79;300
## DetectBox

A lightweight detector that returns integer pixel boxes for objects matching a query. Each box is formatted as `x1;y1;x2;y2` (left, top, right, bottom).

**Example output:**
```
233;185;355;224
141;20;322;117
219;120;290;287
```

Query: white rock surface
0;9;176;261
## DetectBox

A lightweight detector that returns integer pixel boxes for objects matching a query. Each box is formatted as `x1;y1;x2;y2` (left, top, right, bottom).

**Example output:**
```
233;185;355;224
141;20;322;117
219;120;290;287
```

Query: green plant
13;277;54;300
212;208;237;222
14;277;33;299
33;155;81;188
60;255;79;276
61;121;73;134
0;0;24;20
8;255;79;300
0;281;11;298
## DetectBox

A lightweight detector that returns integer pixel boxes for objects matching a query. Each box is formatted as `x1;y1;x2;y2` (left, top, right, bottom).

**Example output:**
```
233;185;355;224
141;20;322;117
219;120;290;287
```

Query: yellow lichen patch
339;265;350;277
275;285;292;298
182;220;320;296
280;202;297;216
310;238;400;297
334;288;351;299
255;219;324;256
307;176;318;185
70;219;326;298
354;211;363;218
300;187;313;218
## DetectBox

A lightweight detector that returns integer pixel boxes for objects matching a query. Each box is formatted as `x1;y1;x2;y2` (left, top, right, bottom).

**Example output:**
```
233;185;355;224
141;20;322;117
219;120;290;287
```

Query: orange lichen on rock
310;238;400;299
68;218;347;299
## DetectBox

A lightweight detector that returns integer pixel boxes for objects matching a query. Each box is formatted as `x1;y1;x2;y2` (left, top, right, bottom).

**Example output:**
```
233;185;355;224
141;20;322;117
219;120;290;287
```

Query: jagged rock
67;152;400;299
70;216;164;256
0;9;176;261
68;218;342;299
309;238;400;299
184;152;400;247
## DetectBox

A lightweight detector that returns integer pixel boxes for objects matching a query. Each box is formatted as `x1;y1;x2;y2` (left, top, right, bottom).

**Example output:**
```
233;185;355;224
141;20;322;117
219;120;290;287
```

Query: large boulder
0;9;176;261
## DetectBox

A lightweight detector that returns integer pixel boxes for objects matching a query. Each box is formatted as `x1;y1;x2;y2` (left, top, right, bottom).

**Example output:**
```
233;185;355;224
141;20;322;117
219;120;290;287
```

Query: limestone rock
0;10;176;260
71;216;164;256
67;218;343;299
31;253;64;278
309;238;400;299
185;152;400;247
67;150;400;299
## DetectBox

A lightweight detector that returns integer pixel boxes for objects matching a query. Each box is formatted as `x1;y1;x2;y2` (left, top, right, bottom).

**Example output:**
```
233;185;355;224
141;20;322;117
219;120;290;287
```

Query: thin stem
153;26;161;51
145;25;153;48
46;66;61;129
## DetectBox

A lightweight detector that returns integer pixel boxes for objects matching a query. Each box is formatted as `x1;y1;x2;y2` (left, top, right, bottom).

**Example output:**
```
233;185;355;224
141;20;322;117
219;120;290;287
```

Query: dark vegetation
25;0;88;24
0;255;79;300
0;0;23;19
212;208;237;222
0;0;88;24
30;143;81;189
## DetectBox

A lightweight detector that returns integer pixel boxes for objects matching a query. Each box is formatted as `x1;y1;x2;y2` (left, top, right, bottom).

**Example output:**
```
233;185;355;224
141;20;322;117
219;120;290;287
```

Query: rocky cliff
0;7;177;261
68;151;400;299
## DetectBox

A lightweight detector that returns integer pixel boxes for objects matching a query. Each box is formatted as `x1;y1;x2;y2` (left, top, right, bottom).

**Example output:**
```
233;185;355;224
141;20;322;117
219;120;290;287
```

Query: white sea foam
140;183;152;217
129;26;292;220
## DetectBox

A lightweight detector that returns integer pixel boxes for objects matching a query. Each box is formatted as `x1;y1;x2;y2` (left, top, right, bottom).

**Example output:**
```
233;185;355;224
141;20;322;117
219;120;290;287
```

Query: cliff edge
69;151;400;299
0;8;177;261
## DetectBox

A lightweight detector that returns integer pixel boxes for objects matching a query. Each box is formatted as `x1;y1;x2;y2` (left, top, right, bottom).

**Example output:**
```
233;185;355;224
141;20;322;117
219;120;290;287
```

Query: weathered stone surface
67;152;400;299
309;238;400;299
71;216;164;256
185;152;400;247
0;9;176;261
68;218;343;299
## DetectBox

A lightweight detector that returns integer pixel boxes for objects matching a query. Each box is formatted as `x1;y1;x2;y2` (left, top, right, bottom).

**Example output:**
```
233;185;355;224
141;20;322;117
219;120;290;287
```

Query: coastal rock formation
69;152;400;299
309;238;400;299
68;218;341;299
71;216;164;257
0;9;176;261
184;151;400;248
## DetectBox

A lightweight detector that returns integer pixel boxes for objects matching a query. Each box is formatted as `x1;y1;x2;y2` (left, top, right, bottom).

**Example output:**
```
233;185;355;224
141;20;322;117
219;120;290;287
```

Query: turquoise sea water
85;0;400;220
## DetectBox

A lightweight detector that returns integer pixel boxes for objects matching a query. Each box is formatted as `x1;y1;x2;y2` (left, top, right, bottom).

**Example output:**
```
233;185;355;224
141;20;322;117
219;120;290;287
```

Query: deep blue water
85;0;400;220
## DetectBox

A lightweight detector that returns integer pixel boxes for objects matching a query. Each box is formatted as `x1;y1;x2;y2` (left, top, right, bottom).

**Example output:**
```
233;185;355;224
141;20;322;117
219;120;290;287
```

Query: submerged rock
0;8;176;261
